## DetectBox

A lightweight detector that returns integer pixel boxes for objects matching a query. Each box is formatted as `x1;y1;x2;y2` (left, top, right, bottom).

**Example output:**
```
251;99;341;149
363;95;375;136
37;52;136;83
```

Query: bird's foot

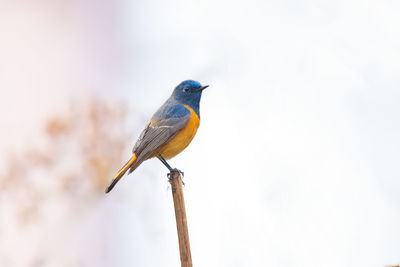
167;168;185;187
167;168;184;179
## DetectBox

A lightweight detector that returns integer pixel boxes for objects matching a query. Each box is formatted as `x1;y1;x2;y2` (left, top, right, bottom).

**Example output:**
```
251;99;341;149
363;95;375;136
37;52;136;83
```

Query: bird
105;80;208;193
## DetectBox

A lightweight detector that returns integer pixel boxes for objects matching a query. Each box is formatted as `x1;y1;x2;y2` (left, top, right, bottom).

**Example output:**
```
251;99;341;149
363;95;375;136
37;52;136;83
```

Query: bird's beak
199;85;209;91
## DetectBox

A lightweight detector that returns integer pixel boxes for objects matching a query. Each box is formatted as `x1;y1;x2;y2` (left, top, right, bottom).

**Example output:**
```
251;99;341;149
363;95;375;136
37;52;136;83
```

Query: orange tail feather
105;154;137;193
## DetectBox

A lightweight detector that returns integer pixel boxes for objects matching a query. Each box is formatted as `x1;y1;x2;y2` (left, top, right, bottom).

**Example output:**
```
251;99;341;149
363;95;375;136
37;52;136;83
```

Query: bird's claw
167;168;184;178
167;168;185;188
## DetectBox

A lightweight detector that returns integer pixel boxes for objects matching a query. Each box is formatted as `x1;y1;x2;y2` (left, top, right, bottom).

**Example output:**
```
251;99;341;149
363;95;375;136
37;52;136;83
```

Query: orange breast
157;105;200;159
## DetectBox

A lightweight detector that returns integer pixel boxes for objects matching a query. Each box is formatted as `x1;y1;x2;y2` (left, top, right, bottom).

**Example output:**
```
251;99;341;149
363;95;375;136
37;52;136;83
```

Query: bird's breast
157;105;200;159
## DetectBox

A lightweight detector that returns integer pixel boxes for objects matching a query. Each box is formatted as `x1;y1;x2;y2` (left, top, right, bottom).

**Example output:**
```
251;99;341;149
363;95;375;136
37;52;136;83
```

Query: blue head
171;80;208;116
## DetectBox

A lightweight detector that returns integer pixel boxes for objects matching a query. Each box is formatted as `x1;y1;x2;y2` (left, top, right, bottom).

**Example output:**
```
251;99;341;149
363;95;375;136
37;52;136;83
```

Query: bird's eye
183;88;189;92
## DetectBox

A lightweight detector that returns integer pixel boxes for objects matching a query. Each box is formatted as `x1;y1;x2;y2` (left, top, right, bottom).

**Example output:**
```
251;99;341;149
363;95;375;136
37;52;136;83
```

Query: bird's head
172;80;208;110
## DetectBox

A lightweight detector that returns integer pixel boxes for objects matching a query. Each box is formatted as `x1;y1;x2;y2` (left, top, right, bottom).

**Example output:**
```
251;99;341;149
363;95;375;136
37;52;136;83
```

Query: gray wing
133;116;190;157
127;109;190;173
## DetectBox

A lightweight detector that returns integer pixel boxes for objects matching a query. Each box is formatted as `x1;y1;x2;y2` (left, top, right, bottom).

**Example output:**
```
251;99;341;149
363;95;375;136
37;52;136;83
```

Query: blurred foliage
0;98;131;226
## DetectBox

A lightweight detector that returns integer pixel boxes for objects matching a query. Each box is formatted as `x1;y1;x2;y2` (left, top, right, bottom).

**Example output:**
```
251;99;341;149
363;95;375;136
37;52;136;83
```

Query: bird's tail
105;154;137;193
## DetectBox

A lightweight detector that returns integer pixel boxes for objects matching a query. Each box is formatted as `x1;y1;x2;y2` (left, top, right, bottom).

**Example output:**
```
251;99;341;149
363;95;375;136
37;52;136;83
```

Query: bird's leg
157;155;173;171
157;155;184;179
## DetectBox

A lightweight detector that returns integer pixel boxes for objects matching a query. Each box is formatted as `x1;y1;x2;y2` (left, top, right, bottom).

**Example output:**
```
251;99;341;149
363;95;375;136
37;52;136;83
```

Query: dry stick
169;171;192;267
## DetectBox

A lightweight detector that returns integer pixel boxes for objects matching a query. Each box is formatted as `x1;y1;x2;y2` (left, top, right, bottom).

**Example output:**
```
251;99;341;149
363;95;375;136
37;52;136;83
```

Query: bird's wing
132;104;191;162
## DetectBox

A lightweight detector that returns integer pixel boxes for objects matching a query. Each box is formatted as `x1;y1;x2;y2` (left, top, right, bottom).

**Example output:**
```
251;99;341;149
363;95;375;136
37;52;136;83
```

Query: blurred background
1;0;399;266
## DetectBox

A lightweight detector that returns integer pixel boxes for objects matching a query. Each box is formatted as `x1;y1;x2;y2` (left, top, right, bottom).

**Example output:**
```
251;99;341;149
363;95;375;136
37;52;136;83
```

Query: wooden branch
169;171;192;267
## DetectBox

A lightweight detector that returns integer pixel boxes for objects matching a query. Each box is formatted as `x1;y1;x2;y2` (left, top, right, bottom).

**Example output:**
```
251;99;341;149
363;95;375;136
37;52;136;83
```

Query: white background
1;0;399;266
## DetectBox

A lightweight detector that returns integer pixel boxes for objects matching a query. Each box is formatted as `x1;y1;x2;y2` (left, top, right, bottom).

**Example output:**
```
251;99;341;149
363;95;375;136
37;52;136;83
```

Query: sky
1;0;399;266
